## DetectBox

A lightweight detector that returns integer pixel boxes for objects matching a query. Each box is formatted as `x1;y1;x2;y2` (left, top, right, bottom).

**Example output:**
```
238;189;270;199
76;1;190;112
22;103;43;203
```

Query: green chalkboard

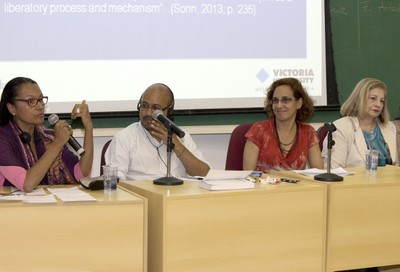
84;107;341;129
329;0;400;118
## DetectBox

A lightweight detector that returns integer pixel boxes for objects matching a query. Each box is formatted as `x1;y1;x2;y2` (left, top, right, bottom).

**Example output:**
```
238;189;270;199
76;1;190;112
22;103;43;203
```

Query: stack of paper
200;169;254;191
0;187;96;203
0;188;57;203
293;167;354;177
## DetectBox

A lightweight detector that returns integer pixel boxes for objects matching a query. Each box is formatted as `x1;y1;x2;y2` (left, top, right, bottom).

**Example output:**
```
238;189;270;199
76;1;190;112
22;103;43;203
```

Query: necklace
274;120;298;156
279;134;296;146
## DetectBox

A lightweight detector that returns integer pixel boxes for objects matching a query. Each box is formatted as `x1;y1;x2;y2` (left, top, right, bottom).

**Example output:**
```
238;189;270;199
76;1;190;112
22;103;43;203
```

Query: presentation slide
0;0;326;113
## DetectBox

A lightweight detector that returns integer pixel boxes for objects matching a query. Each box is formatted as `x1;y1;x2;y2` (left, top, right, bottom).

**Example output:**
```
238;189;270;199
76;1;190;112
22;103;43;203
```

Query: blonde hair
340;78;390;124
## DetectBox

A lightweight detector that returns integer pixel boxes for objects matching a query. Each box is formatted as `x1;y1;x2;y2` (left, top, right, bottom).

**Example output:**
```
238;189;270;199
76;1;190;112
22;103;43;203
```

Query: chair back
316;125;329;151
225;123;253;170
100;140;112;175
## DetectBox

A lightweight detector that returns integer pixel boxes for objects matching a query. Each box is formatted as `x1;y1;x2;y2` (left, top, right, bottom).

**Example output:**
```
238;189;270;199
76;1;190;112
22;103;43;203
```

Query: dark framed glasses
14;96;48;107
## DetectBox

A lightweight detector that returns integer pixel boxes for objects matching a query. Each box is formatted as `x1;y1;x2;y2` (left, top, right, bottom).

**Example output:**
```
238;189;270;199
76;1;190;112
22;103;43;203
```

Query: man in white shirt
105;83;210;181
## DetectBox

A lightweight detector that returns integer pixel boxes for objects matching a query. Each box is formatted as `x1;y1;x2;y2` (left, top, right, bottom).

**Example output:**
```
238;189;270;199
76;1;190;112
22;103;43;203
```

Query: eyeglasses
14;96;48;107
138;102;170;112
270;97;294;105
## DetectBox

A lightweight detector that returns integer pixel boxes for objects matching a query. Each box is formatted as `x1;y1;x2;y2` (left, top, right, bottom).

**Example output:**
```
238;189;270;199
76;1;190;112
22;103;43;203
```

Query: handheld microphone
48;114;85;156
152;110;185;138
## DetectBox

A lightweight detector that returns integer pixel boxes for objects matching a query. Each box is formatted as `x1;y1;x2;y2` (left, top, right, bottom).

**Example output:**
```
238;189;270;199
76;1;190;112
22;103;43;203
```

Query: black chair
316;125;329;152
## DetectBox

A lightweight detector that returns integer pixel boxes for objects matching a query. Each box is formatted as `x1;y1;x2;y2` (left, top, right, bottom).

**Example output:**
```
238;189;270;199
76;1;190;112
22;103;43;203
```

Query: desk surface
121;179;327;272
1;184;145;204
0;186;147;272
122;177;325;197
273;165;400;186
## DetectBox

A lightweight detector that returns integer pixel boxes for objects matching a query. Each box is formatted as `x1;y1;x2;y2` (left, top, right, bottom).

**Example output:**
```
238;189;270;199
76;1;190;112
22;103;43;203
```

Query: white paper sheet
200;180;255;191
0;195;22;201
22;195;57;203
11;187;47;196
293;167;354;177
203;169;252;181
47;187;96;202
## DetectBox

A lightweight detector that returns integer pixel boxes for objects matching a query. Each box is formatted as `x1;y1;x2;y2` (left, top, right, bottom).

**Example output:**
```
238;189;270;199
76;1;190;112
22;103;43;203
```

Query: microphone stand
314;124;343;182
153;125;184;186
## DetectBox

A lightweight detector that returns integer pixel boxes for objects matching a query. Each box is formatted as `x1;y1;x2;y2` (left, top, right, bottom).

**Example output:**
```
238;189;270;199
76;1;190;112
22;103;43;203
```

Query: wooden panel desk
274;166;400;271
120;179;327;272
0;186;147;272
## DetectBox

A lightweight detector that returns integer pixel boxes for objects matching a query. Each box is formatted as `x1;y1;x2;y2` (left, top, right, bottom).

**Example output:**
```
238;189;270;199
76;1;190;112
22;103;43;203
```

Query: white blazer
322;116;397;169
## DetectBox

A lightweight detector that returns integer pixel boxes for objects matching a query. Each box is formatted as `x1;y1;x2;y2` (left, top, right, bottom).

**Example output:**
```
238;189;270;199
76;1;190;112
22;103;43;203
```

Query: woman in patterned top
0;77;93;192
243;77;323;172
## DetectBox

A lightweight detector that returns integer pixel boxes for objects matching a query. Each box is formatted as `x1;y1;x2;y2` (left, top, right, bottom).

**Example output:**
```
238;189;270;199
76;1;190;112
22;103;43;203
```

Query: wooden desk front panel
165;190;325;272
0;187;147;272
327;184;400;271
121;181;326;272
274;166;400;271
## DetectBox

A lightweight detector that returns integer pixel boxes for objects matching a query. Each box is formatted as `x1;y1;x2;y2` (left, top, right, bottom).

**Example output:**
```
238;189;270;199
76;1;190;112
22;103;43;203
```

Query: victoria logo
256;69;269;83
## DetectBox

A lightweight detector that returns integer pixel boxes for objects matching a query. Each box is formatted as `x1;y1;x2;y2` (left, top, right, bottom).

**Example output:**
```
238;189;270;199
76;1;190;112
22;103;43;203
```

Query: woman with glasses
322;78;397;168
243;77;323;172
0;77;93;192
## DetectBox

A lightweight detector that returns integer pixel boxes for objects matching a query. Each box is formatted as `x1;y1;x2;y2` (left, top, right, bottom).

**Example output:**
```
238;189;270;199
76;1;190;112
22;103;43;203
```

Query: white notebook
203;169;252;180
200;169;254;191
200;180;255;191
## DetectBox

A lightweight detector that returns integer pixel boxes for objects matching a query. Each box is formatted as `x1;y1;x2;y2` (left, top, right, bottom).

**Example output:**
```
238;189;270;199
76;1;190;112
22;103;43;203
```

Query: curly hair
264;77;315;122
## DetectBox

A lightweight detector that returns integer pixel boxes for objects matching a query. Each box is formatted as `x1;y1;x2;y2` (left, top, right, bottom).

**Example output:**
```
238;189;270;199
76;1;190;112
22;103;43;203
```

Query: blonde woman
322;78;397;168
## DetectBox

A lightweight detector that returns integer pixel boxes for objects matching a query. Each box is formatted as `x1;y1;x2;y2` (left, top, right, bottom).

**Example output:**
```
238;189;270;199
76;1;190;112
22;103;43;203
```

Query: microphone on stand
151;110;184;186
152;110;185;138
48;114;85;156
314;123;343;182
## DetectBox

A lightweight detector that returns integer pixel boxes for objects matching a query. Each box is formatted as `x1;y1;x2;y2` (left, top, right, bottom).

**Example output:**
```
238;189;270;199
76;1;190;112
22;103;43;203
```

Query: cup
102;165;118;191
365;150;378;174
